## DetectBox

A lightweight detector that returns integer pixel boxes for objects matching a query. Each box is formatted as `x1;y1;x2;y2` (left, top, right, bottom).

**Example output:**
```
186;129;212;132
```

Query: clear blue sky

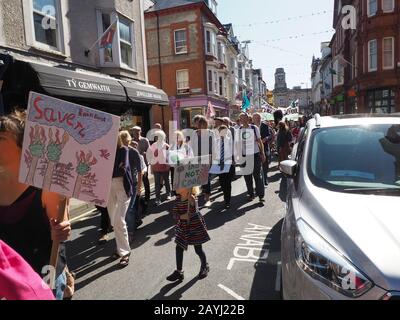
218;0;335;90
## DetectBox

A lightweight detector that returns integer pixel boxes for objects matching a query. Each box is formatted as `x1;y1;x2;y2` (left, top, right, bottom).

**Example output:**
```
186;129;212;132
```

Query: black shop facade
0;52;169;134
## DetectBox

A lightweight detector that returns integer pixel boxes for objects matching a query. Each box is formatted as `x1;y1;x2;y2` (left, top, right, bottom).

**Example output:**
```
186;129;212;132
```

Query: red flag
100;21;117;49
206;101;216;120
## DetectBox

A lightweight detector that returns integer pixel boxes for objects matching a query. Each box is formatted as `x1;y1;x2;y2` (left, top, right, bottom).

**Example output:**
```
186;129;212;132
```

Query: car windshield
308;124;400;194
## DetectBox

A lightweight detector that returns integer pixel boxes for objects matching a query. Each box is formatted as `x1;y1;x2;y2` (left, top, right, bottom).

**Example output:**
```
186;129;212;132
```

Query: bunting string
233;10;333;28
250;30;334;43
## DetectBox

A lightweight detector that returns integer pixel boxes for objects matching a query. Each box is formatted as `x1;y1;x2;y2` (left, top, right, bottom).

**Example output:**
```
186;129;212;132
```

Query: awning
29;62;127;102
121;80;169;106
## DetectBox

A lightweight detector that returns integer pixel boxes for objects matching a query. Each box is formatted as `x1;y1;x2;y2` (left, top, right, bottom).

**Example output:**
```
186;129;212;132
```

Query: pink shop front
171;96;229;129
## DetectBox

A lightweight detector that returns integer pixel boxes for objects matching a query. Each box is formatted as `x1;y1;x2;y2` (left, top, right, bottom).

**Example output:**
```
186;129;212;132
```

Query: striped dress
172;196;210;251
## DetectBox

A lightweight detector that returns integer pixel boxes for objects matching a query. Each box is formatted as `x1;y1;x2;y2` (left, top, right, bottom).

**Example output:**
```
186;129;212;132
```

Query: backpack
0;240;55;300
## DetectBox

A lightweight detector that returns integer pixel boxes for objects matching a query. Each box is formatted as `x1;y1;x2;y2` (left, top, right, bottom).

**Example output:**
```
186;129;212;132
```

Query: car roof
308;113;400;129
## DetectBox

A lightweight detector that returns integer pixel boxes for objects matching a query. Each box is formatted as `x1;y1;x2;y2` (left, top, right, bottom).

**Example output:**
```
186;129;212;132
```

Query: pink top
0;240;55;300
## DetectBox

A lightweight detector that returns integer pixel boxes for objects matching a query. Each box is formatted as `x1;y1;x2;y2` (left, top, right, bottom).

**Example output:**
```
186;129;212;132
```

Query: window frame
214;71;218;95
382;0;395;13
97;11;137;71
208;69;213;93
174;29;188;55
176;69;190;95
382;37;394;70
218;75;223;96
367;0;378;17
217;41;223;62
28;0;64;53
368;39;378;72
205;28;216;56
118;16;136;70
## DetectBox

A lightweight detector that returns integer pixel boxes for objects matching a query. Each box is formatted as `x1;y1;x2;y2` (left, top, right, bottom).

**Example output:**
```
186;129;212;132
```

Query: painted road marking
218;284;245;301
275;261;282;292
227;223;272;270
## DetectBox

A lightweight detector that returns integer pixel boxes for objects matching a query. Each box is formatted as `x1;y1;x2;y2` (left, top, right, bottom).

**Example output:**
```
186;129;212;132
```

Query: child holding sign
167;185;210;282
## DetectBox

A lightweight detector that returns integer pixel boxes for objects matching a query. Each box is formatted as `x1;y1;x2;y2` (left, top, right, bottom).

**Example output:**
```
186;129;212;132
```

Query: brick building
331;0;400;114
145;0;231;130
0;0;169;133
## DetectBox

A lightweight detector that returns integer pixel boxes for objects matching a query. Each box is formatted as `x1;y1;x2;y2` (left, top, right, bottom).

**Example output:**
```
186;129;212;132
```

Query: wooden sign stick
49;197;69;287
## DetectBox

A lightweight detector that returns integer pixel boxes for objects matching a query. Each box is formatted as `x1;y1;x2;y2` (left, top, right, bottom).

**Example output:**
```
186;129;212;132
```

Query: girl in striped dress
167;186;210;282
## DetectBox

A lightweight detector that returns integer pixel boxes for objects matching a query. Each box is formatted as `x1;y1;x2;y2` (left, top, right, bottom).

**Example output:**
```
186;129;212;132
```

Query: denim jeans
125;185;138;235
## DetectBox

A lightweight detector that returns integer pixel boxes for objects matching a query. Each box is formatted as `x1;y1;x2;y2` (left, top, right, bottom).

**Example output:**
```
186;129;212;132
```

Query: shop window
174;29;187;54
31;0;63;51
368;89;396;113
176;70;189;95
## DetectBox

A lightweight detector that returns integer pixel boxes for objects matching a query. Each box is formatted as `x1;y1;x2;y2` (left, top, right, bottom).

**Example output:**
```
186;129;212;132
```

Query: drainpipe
156;12;165;129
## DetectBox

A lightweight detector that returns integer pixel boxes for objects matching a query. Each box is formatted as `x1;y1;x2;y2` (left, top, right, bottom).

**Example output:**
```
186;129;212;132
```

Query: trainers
166;196;172;201
166;270;184;282
259;197;265;203
155;200;161;206
98;234;109;244
198;264;210;279
247;195;255;202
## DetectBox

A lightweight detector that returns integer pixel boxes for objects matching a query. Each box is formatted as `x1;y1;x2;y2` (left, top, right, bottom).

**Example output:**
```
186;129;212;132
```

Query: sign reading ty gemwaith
18;92;120;207
173;157;210;190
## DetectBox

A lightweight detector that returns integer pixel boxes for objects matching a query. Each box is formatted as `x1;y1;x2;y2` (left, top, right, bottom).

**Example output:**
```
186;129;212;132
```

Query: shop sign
65;78;111;93
136;90;163;101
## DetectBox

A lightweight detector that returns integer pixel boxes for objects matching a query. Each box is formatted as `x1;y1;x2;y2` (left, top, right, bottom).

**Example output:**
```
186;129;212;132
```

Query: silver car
280;114;400;300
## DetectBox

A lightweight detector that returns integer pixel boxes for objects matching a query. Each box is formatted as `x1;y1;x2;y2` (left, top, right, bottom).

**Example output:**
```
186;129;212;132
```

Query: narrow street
68;164;286;300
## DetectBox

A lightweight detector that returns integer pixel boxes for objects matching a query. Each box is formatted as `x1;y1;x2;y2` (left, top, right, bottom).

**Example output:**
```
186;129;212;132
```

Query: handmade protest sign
173;157;210;190
19;92;120;208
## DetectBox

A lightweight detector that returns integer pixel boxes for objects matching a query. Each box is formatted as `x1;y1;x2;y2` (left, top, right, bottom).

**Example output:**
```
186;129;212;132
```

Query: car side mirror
280;160;298;178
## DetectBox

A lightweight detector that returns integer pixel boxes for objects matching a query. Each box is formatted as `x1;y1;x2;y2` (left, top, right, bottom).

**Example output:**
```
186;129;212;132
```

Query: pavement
67;162;287;300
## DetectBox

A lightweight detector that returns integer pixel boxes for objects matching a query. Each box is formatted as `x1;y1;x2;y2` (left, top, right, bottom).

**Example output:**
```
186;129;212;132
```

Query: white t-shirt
240;125;261;155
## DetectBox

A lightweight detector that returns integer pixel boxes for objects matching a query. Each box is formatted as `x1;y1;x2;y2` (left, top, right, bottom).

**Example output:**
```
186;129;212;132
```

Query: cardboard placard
19;92;120;207
173;157;210;190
